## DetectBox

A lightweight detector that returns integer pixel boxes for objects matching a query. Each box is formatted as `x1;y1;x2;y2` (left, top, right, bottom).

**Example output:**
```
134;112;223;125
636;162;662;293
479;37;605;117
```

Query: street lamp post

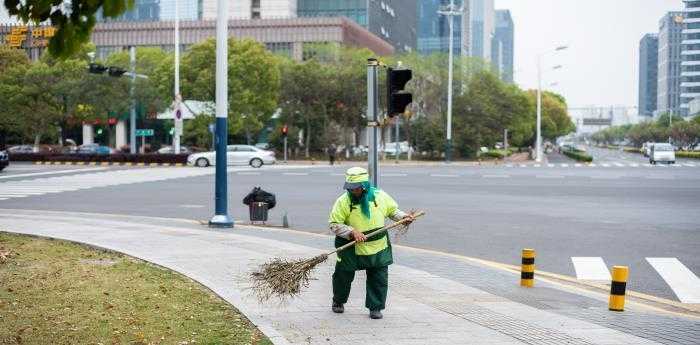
208;0;233;228
535;46;567;162
438;0;462;163
173;0;182;154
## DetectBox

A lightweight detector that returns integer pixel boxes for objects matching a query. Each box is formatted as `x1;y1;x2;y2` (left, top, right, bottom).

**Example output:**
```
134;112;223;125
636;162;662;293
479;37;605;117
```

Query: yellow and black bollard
609;266;629;311
520;248;535;287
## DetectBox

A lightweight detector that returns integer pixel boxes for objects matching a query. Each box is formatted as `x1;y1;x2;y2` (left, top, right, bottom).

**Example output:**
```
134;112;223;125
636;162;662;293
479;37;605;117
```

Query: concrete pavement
1;209;698;345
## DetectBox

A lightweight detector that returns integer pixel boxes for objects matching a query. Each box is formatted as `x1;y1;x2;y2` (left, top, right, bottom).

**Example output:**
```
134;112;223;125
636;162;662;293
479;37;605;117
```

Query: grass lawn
0;232;272;345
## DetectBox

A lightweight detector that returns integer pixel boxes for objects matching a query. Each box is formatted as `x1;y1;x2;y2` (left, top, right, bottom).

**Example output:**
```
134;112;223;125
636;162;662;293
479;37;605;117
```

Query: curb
32;161;186;167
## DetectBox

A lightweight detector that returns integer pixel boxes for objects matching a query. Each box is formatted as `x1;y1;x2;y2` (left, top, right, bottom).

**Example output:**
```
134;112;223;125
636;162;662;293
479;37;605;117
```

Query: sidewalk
0;209;697;345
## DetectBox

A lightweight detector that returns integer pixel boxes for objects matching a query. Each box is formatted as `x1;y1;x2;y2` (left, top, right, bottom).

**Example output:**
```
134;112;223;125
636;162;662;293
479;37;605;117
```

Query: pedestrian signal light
387;67;413;118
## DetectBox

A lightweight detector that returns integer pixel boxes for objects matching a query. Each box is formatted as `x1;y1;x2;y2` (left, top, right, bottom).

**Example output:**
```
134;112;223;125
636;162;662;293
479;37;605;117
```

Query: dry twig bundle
250;211;424;302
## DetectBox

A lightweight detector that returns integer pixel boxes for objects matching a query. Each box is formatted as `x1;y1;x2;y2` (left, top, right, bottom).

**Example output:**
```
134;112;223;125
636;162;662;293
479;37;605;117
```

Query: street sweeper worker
328;166;414;319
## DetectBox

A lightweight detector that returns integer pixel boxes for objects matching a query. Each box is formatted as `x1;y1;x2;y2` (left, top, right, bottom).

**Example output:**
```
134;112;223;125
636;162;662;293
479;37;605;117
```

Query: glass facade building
492;9;513;83
98;0;161;22
297;0;417;53
638;33;658;117
160;0;201;21
681;0;700;115
657;12;684;116
417;0;462;55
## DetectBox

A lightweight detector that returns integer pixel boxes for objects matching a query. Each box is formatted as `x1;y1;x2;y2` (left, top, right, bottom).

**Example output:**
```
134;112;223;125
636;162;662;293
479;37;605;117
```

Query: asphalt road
1;159;699;303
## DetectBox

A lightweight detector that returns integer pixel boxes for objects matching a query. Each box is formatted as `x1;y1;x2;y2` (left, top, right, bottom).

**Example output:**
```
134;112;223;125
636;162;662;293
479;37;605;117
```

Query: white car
187;145;275;168
649;143;675;165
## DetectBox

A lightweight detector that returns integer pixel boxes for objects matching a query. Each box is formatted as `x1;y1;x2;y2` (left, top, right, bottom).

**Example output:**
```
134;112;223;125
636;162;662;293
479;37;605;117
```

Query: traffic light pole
367;58;379;187
208;0;233;228
129;46;137;154
283;136;288;163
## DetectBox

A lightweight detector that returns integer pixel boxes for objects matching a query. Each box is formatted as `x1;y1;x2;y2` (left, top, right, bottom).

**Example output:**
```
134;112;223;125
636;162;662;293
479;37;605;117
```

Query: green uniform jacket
328;190;399;271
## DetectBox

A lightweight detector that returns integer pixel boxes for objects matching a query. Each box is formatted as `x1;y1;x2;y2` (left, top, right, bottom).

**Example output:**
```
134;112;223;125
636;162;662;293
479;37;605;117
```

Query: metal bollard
520;248;535;287
609;266;629;311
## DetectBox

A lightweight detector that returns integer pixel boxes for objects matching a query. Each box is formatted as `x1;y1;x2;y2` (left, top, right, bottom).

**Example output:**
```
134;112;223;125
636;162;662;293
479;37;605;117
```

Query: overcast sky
494;0;683;110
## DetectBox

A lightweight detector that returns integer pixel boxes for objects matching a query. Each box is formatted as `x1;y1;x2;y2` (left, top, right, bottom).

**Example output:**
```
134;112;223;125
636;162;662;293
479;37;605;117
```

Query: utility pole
208;0;233;228
367;58;380;187
129;47;137;154
669;109;673;144
395;117;400;164
173;0;182;154
536;56;542;162
438;0;462;163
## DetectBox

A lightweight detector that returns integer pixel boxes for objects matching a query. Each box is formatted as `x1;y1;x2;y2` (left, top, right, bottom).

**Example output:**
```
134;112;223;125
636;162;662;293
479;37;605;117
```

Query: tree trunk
405;116;412;161
304;121;311;158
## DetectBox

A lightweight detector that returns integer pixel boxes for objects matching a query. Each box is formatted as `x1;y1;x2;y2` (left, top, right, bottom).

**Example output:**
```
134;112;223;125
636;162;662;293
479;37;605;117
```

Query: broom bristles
250;254;328;302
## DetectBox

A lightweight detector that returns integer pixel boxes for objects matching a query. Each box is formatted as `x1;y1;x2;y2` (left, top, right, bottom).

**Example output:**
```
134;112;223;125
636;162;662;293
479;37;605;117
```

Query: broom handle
326;211;425;256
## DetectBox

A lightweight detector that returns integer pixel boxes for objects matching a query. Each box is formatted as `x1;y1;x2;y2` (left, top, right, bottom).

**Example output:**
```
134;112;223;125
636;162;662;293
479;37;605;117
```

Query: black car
0;150;8;172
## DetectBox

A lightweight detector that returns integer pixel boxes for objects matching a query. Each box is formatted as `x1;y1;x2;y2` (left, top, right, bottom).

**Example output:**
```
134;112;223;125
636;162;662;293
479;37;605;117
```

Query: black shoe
332;301;344;314
369;310;383;319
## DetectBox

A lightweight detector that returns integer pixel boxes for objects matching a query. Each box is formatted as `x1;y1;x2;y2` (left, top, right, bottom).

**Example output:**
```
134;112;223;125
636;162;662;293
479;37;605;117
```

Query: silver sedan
187;145;276;168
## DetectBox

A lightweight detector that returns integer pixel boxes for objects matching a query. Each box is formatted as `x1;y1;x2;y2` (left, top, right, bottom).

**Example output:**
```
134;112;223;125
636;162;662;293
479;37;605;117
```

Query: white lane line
547;164;555;168
519;164;527;168
588;163;597;167
601;163;611;167
330;173;345;176
237;172;261;175
381;173;407;177
282;172;309;176
612;162;624;167
571;257;610;281
560;164;569;168
536;175;564;179
630;163;639;167
482;174;510;178
0;198;7;201
683;163;696;167
646;258;700;303
533;164;541;168
505;164;514;168
430;174;458;178
0;167;108;180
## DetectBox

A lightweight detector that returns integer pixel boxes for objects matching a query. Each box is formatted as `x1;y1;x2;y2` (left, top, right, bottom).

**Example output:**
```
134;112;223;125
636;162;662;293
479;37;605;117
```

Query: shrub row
8;153;189;164
483;149;513;159
676;151;700;159
562;149;593;162
623;148;641;154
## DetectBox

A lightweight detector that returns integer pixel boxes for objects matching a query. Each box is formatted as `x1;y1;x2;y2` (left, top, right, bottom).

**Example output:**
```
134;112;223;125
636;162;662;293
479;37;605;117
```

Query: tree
671;120;700;150
0;46;29;73
152;38;281;145
4;0;133;58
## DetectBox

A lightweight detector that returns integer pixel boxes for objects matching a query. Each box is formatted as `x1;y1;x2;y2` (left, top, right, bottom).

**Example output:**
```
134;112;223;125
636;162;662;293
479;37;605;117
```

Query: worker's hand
350;230;367;242
402;214;417;225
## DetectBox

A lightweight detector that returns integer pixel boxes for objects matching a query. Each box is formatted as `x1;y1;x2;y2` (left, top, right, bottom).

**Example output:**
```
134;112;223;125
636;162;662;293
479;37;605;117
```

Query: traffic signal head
387;68;413;117
281;125;288;136
108;67;127;77
88;63;108;74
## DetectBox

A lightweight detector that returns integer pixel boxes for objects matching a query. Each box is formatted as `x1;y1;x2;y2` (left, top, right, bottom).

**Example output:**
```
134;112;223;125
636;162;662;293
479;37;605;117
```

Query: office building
638;33;658;117
467;0;493;61
492;9;513;83
657;12;684;116
297;0;417;53
98;0;160;22
417;0;462;55
160;0;201;21
681;0;700;115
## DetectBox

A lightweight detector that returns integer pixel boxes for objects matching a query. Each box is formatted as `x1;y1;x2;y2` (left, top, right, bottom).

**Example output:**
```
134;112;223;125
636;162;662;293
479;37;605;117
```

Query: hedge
8;153;188;164
676;151;700;159
562;149;593;162
623;147;641;154
483;149;513;159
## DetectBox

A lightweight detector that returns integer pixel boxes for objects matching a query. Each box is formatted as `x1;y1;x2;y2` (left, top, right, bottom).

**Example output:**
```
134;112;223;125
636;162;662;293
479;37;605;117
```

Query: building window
252;0;261;19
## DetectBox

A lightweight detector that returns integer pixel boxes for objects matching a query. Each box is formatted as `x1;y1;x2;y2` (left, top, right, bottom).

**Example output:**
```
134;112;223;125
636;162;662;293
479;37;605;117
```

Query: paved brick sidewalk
0;209;697;345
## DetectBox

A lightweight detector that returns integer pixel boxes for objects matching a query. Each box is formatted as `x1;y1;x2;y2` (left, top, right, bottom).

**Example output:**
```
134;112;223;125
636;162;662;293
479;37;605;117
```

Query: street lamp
438;0;463;163
173;0;182;154
536;45;568;162
208;0;233;228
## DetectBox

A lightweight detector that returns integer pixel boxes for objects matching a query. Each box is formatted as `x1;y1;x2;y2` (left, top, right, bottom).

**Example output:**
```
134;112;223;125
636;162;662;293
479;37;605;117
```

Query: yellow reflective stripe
355;237;387;256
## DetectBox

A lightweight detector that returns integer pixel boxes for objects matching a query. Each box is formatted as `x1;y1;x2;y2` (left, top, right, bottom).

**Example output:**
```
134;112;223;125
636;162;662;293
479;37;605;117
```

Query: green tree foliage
3;0;133;58
592;115;700;150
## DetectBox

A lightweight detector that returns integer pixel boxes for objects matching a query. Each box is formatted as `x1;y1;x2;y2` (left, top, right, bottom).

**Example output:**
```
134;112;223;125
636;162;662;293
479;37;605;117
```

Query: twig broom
250;211;425;302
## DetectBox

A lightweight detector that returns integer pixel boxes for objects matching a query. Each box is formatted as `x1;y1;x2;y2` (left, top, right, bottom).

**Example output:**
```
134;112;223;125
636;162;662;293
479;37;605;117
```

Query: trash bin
249;202;269;222
243;187;276;223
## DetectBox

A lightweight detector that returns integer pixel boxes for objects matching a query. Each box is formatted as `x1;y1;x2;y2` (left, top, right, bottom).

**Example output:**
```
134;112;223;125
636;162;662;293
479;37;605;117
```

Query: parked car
187;145;276;168
0;150;9;171
649;143;675;165
7;145;35;153
76;144;113;155
157;146;191;154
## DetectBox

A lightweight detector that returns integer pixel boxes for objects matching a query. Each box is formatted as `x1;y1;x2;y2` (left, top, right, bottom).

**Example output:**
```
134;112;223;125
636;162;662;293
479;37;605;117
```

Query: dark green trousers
332;265;388;311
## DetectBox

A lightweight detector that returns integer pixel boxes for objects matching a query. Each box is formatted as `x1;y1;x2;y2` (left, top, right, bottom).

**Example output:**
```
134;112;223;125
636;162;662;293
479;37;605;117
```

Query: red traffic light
281;125;288;136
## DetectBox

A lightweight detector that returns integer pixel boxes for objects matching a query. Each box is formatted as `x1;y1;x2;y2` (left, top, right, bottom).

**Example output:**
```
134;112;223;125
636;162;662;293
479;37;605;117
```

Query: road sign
583;118;612;126
136;129;154;137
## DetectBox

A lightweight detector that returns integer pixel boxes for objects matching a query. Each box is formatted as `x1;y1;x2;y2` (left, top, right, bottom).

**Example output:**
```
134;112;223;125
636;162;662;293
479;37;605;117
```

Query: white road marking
0;167;108;180
547;164;555;168
381;173;408;177
571;257;610;281
560;164;569;168
536;175;564;179
574;163;582;167
482;174;510;178
430;174;458;178
533;164;541;168
630;163;639;167
282;172;309;176
683;163;696;167
588;163;597;167
601;163;611;167
613;162;625;167
237;172;261;175
330;173;345;176
505;164;514;168
179;204;205;208
646;258;700;303
519;164;527;168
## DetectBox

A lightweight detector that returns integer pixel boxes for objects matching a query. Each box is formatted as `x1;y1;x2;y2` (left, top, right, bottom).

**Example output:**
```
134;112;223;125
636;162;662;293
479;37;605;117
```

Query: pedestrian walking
328;143;337;165
328;167;414;319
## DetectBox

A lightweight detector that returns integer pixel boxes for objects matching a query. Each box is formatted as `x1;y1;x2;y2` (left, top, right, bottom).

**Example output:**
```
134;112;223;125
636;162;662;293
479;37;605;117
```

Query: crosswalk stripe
574;163;582;167
533;164;541;168
614;163;624;167
571;257;610;281
560;164;569;167
684;163;696;167
430;174;458;177
547;164;555;168
519;164;527;168
630;163;639;167
646;258;700;303
601;163;611;167
588;163;597;167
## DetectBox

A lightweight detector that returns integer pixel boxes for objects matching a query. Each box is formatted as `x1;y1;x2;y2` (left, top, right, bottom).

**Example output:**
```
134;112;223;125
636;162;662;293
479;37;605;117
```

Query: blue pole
208;0;233;228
